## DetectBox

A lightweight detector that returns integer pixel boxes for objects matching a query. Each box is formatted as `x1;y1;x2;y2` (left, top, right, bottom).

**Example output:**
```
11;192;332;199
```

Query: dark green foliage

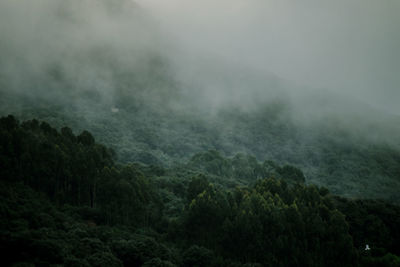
335;197;400;263
142;258;177;267
0;179;174;266
188;150;305;185
276;165;306;183
186;174;210;203
0;116;158;226
182;245;215;267
178;177;358;266
0;115;114;206
111;234;175;266
78;130;95;146
1;116;399;266
86;252;123;267
97;165;159;226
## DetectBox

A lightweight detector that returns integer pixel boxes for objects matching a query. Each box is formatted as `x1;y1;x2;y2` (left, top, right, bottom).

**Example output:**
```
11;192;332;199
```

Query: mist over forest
1;0;400;266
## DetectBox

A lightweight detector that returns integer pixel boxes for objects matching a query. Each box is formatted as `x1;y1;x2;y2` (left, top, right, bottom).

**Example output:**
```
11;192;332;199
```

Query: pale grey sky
137;0;400;114
0;0;399;115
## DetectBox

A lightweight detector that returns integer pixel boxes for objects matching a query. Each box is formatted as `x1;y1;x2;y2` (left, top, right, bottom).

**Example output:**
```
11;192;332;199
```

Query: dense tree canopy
0;116;399;266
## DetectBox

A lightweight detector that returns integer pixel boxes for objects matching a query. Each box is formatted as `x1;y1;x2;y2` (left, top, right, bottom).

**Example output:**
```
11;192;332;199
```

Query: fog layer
138;0;400;114
1;0;399;114
0;0;171;107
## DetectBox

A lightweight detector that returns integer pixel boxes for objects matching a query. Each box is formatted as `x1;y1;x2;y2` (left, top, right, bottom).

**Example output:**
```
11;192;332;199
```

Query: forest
1;0;400;266
1;115;400;266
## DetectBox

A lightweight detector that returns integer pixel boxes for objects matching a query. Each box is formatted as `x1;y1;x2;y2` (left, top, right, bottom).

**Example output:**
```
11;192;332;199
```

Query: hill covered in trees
1;0;400;266
1;0;399;203
1;115;400;266
2;87;400;203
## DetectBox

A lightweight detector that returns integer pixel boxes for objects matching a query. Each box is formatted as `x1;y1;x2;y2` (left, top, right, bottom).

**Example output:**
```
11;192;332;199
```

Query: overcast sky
0;0;398;115
136;0;400;114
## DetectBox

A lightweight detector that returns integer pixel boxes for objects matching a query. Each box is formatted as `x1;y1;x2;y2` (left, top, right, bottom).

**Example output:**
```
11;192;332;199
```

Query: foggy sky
0;0;165;105
0;0;399;116
137;0;400;114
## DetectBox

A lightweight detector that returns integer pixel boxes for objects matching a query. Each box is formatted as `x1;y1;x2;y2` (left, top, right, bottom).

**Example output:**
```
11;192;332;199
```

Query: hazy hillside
2;77;400;202
0;1;400;265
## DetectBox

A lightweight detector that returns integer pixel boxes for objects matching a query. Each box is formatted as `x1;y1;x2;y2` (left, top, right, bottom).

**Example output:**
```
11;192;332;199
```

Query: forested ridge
1;115;400;266
1;1;400;266
2;89;400;203
1;0;400;203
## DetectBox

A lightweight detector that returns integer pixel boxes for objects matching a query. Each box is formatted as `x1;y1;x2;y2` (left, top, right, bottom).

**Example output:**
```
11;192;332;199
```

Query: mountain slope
0;0;399;202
